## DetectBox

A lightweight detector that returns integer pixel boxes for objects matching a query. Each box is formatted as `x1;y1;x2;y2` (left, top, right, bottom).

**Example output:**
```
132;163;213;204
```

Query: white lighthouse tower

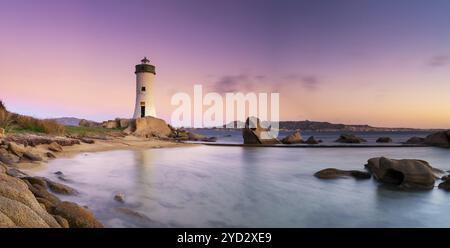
133;57;156;119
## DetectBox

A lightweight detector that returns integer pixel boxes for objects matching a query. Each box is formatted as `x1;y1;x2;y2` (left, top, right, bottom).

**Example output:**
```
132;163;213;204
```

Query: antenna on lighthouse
141;57;150;64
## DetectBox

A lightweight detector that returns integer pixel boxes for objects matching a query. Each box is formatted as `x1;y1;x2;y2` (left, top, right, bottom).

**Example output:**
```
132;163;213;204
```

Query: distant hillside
51;117;82;126
218;120;436;132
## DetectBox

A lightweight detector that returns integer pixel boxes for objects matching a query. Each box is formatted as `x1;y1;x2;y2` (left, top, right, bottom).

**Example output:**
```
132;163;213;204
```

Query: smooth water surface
26;144;450;228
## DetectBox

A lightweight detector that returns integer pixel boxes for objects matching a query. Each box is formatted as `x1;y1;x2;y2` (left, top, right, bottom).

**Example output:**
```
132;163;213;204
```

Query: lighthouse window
141;86;146;92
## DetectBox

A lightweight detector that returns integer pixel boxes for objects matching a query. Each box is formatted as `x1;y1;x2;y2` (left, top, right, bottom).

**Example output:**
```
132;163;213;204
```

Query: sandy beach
16;136;193;170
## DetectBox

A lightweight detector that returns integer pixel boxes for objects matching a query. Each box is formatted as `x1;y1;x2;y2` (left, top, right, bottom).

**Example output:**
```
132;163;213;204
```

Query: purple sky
1;0;450;128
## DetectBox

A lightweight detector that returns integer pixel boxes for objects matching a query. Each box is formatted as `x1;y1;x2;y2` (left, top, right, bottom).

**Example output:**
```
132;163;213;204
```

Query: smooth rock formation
365;157;442;190
424;130;450;148
438;179;450;190
48;142;63;152
102;120;119;129
0;148;16;165
242;117;280;145
134;116;172;138
22;151;42;162
281;131;302;144
52;201;104;228
8;142;26;157
376;137;392;143
0;173;61;228
118;119;131;129
335;134;367;143
114;193;125;203
405;137;425;144
46;152;56;159
45;179;78;195
315;168;371;179
304;136;319;145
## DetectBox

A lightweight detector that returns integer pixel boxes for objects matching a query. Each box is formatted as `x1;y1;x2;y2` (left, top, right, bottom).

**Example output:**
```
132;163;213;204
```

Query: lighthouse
133;57;156;119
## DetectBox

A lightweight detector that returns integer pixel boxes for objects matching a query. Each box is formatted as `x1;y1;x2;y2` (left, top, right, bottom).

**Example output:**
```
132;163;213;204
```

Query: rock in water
424;130;450;148
45;179;78;195
376;137;392;143
114;193;125;203
335;134;367;143
438;179;450;190
405;137;425;144
304;136;319;145
365;157;441;190
134;116;172;138
314;168;371;179
52;201;103;228
281;131;302;144
242;117;280;145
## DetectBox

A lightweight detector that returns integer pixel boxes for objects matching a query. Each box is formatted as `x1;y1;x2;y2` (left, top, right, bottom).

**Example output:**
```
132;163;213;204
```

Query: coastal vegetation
0;101;64;135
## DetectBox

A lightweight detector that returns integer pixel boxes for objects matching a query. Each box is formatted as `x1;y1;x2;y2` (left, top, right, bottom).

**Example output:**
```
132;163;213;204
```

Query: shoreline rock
376;137;392;143
365;157;441;190
281;131;302;144
315;168;371;179
242;117;280;145
335;134;367;143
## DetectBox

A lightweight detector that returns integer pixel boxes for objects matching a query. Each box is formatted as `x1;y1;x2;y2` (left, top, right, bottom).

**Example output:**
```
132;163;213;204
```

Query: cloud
428;55;450;67
211;74;255;92
284;74;321;91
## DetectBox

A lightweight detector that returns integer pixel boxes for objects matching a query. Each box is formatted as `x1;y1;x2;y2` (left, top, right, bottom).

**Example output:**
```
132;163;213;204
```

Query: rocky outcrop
0;148;18;165
438;178;450;190
48;142;63;152
424;130;450;148
133;117;172;138
118;119;131;129
22;151;42;162
365;157;442;190
5;134;80;146
23;177;77;195
335;134;367;143
405;137;425;144
78;119;100;128
0;128;4;138
242;117;280;145
315;168;371;179
0;172;61;228
376;137;392;143
281;131;302;144
102;120;119;129
8;142;26;157
51;201;103;228
304;136;320;145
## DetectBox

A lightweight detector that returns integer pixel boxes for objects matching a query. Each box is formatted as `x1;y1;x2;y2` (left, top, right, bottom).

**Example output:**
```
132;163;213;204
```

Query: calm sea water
25;131;450;227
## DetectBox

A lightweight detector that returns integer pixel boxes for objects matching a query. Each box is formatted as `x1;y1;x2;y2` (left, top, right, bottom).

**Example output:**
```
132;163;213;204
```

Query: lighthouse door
140;102;145;117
